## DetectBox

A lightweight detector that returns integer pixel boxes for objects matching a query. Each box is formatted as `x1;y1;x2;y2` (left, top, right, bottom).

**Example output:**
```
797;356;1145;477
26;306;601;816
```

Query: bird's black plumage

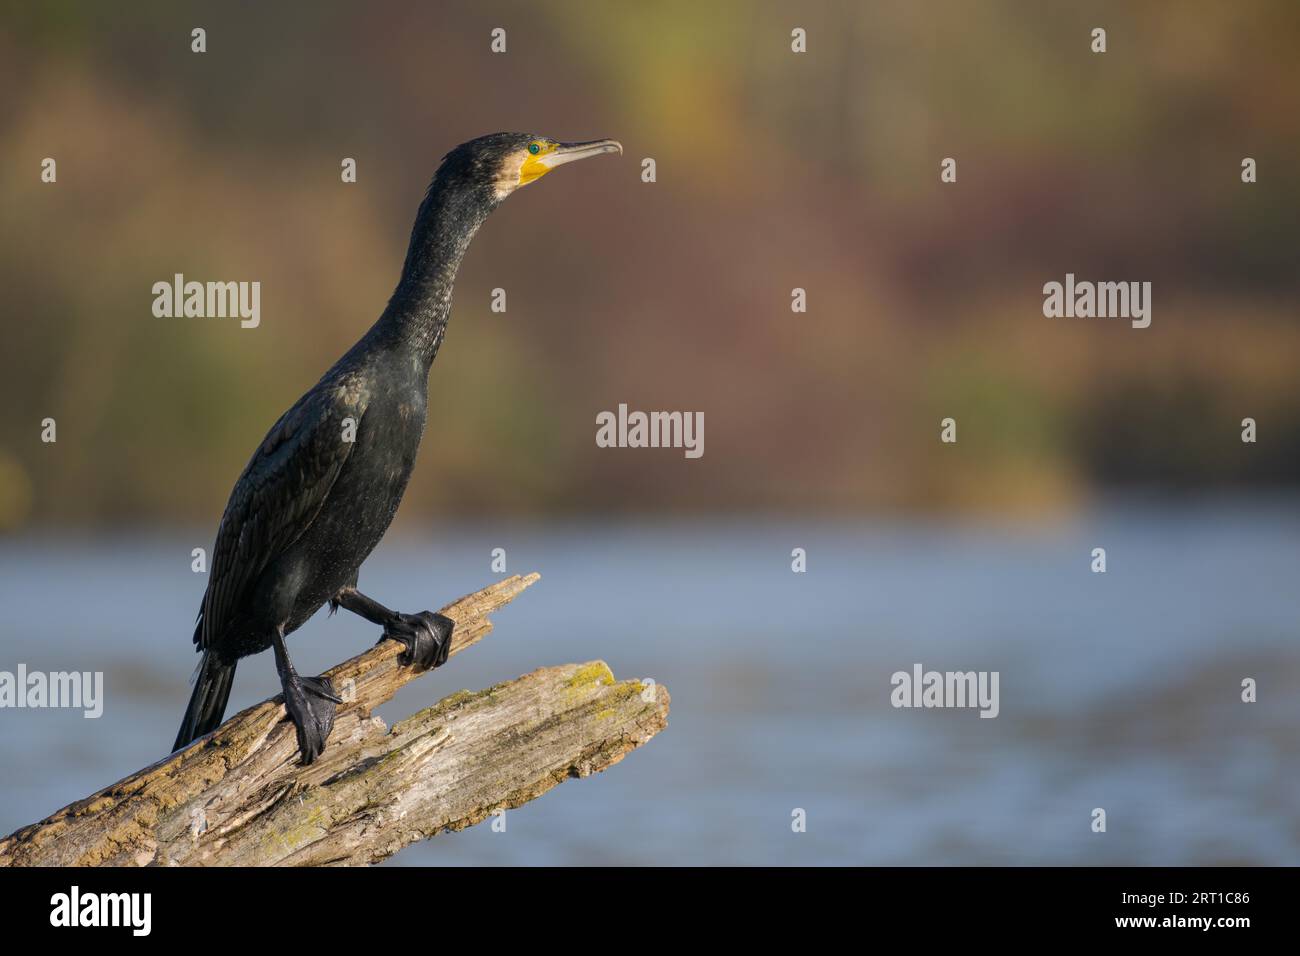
173;132;621;762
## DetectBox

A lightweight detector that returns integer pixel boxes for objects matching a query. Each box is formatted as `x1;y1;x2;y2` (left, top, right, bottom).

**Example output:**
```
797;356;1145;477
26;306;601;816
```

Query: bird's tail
172;652;236;752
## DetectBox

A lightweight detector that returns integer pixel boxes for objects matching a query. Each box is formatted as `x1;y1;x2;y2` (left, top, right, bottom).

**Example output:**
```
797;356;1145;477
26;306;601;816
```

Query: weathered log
0;573;669;866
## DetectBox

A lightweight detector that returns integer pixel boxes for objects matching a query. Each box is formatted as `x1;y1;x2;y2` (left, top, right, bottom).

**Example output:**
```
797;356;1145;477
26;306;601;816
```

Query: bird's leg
271;624;339;765
331;586;454;671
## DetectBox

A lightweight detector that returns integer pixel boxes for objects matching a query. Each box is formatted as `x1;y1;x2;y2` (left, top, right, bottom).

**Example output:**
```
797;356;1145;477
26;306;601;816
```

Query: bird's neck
374;175;494;369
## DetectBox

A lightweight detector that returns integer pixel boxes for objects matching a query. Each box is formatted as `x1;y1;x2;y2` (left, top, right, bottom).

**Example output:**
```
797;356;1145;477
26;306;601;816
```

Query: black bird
173;133;622;764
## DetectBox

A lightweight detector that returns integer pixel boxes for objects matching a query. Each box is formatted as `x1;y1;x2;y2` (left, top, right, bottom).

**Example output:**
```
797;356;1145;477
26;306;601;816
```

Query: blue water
1;501;1297;864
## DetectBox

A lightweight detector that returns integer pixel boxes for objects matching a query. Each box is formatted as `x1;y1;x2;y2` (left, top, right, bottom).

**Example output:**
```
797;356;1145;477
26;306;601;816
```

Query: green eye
528;142;541;155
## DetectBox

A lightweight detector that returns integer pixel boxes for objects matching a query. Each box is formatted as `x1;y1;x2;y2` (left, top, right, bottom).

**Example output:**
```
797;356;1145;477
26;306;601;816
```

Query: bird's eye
528;143;541;155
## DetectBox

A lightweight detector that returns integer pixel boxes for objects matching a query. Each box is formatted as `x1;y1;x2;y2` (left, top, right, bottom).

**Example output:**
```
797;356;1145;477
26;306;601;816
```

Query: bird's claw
283;675;337;765
380;611;454;670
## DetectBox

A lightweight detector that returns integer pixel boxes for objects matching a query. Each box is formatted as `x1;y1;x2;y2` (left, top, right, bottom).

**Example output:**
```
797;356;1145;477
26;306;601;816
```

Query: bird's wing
195;374;370;651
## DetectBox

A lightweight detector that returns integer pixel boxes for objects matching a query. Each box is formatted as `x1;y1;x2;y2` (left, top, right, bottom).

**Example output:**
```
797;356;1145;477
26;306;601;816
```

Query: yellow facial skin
517;140;558;186
495;137;622;200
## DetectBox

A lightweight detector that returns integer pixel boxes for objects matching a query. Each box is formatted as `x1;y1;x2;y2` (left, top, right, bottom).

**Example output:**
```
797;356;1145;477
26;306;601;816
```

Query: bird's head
437;132;623;204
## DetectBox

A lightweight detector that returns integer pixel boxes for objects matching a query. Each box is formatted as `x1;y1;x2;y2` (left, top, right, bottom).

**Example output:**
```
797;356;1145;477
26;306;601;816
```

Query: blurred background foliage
1;0;1297;530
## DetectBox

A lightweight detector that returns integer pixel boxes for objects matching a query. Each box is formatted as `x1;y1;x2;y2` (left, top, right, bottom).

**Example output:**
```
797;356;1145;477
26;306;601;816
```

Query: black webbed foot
379;611;454;670
282;674;338;765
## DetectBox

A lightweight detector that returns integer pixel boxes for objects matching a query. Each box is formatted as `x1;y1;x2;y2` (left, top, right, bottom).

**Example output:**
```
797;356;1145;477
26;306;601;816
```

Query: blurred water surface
0;502;1296;865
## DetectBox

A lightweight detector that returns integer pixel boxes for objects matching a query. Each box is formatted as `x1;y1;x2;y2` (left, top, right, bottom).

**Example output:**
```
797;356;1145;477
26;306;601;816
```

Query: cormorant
173;133;622;764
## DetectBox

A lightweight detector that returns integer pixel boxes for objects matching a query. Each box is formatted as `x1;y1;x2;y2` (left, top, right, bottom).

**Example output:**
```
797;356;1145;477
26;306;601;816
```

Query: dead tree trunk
0;574;669;866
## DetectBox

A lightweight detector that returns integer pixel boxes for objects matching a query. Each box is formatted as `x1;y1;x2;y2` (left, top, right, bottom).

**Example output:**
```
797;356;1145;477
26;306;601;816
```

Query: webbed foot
379;611;454;670
282;674;338;765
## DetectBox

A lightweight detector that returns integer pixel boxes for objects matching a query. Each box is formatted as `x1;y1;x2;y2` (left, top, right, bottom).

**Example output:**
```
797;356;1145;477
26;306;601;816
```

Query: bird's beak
538;139;624;170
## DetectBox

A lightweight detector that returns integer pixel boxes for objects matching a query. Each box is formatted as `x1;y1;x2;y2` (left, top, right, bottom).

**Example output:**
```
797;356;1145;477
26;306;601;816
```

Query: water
1;501;1297;865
